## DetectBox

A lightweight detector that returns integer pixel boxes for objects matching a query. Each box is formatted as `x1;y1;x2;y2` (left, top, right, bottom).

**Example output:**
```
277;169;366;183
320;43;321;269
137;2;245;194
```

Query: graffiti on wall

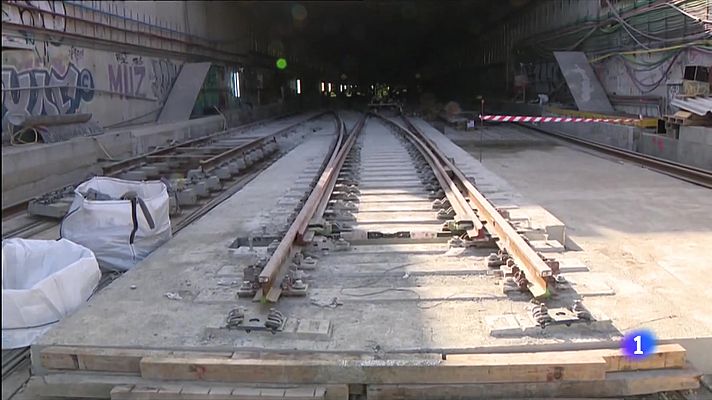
109;53;147;98
2;1;67;65
108;53;179;100
524;62;563;94
2;0;183;126
151;59;180;100
1;63;94;123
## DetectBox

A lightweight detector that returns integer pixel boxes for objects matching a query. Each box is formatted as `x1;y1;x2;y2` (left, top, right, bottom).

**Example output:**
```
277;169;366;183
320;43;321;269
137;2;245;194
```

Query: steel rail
2;113;326;240
375;116;484;236
258;113;365;300
199;112;329;172
297;120;354;238
522;123;712;189
100;112;306;176
399;115;552;298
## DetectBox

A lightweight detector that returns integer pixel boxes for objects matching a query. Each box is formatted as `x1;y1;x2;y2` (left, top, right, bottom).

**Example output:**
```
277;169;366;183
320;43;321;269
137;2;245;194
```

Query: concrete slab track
27;115;712;397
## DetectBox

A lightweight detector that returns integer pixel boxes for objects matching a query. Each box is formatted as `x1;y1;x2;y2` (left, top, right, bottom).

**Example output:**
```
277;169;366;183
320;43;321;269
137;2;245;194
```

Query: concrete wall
1;103;291;208
595;48;712;117
0;1;286;143
674;126;712;170
538;121;637;151
456;0;710;117
525;122;711;171
636;128;712;171
2;45;183;131
496;102;712;171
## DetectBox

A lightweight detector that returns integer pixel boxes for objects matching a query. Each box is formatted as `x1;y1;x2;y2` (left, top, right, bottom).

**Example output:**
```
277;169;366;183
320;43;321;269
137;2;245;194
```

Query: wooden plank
598;343;686;371
26;375;117;398
76;348;147;373
440;344;685;373
366;367;700;399
40;348;79;370
140;351;608;384
110;384;328;399
40;343;686;375
230;351;372;361
40;346;232;373
33;372;348;400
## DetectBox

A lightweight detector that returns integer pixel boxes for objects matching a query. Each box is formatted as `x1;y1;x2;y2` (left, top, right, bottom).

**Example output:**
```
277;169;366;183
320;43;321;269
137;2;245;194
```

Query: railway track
0;111;342;393
520;123;712;189
25;110;697;399
1;112;332;240
247;110;555;304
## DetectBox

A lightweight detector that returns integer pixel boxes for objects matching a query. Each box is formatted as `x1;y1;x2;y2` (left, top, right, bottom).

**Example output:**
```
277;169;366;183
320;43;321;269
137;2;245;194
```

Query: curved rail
258;111;555;300
375;117;483;237
258;113;365;300
397;114;552;298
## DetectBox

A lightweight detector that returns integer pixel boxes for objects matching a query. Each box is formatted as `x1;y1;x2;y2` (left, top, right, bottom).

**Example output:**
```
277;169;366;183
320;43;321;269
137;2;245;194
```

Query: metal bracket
531;301;593;328
224;308;286;333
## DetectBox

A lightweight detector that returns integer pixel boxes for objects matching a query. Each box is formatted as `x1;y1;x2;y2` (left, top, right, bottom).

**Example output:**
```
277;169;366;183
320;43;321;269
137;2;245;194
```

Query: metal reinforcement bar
523;123;712;189
258;113;366;300
399;115;552;298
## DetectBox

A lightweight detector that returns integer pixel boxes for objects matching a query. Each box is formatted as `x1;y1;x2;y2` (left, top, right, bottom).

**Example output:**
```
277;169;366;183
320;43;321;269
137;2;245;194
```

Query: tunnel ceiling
233;1;532;83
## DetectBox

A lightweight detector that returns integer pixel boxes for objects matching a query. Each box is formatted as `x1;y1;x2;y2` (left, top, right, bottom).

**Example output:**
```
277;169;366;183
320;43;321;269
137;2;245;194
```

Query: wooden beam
40;346;232;373
597;344;687;371
366;368;701;399
40;344;687;378
110;384;331;399
140;351;608;384
28;373;348;400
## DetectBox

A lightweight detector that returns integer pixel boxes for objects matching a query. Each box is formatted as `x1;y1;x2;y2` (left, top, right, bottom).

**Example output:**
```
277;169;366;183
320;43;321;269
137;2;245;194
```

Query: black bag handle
121;191;156;244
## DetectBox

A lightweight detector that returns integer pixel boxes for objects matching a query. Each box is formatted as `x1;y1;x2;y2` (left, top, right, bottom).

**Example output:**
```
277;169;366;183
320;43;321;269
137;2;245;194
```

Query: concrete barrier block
214;167;232;180
679;126;712;146
639;133;678;163
193;181;209;197
176;188;198;205
677;139;712;170
121;170;147;181
206;176;221;191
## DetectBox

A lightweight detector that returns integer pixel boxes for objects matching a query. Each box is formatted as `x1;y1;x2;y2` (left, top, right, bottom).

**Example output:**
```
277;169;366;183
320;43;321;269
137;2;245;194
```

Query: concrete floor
33;117;712;374
450;124;712;357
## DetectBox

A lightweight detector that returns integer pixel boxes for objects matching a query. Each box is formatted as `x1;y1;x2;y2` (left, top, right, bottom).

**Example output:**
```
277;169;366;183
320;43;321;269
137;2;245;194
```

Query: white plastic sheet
60;177;172;271
2;238;100;349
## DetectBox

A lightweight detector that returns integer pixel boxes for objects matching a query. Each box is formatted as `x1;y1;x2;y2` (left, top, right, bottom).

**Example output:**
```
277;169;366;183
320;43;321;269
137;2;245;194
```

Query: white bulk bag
60;177;172;271
2;238;100;349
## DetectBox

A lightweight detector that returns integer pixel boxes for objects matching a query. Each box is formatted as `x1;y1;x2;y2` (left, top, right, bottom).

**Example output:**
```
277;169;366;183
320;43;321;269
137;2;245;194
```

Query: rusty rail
399;115;551;298
258;113;365;301
259;112;552;299
299;118;363;240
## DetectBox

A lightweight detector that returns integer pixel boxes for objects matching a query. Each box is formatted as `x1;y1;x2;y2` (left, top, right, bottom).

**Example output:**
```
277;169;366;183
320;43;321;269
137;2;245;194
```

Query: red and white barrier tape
481;115;638;124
